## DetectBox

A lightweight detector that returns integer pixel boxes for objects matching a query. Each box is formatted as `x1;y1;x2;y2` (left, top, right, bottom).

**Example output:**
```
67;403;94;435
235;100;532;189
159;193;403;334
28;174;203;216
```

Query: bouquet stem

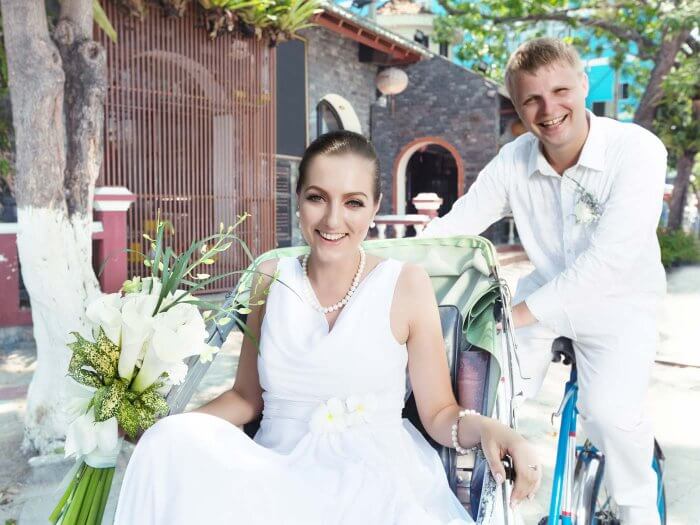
49;461;117;525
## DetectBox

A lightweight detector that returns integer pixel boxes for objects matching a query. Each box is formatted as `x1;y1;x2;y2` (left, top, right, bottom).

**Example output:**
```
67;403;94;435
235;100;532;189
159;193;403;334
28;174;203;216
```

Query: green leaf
117;399;140;439
152;221;166;279
92;379;126;422
137;388;170;418
67;330;119;384
67;354;103;389
93;0;117;43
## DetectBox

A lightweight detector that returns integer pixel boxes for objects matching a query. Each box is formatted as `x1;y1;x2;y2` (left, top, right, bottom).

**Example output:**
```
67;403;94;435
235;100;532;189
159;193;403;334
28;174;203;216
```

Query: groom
423;38;667;524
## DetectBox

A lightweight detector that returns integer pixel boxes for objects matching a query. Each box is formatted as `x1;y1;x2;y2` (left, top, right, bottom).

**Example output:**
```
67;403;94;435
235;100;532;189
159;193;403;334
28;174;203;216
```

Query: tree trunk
634;29;690;131
1;0;105;454
667;150;698;231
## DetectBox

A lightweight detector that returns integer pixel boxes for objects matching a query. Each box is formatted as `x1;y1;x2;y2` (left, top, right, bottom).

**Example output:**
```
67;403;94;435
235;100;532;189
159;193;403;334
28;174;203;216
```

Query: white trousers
512;283;660;520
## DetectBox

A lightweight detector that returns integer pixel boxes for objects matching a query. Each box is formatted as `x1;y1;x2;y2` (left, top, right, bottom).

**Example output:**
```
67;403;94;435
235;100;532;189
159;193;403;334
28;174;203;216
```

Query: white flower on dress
345;394;378;426
310;394;380;434
310;397;348;434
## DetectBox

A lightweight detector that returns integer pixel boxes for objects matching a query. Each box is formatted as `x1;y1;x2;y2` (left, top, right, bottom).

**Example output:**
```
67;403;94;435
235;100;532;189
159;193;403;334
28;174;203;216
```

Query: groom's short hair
505;38;584;97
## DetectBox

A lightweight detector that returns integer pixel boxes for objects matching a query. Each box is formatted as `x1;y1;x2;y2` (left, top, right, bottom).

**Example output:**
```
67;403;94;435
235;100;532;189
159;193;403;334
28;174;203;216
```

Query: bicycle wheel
571;440;666;525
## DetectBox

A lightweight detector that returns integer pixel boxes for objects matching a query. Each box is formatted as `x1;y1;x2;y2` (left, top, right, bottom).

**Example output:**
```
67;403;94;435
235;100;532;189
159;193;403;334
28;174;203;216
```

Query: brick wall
301;26;378;140
371;56;501;213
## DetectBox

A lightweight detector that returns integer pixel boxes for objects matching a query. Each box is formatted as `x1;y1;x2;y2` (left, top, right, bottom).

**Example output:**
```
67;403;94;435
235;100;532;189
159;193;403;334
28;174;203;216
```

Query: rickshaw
166;236;524;524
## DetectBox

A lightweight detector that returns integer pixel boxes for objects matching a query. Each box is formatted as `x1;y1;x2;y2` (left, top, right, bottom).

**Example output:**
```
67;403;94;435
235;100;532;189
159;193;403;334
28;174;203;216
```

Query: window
316;100;343;138
439;42;449;57
592;101;607;117
620;83;629;99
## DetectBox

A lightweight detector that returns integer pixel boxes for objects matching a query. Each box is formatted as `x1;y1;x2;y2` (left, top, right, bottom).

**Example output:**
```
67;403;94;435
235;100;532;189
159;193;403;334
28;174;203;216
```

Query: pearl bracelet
451;408;479;455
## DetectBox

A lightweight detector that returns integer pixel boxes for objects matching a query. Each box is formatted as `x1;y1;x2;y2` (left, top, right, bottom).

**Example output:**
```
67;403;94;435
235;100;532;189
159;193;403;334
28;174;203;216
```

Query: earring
371;219;376;228
295;210;300;218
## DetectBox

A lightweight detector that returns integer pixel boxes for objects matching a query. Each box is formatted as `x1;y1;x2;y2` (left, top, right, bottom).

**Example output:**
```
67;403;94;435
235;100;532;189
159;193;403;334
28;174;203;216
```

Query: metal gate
97;4;276;292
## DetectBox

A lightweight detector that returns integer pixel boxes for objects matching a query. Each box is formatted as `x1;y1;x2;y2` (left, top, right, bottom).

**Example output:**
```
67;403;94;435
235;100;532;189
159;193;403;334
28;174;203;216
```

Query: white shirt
423;111;667;340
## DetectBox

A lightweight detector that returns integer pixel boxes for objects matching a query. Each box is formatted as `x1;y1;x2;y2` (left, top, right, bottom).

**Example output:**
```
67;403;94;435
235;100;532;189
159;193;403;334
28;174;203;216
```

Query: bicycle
539;337;667;525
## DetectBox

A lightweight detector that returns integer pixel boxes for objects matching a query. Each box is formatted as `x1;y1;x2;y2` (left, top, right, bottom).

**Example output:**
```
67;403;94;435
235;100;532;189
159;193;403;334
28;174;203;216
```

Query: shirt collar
576;110;606;172
527;110;606;177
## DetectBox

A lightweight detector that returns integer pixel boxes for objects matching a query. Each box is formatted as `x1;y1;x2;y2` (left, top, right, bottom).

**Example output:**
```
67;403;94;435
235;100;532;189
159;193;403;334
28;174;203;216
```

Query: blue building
339;0;646;121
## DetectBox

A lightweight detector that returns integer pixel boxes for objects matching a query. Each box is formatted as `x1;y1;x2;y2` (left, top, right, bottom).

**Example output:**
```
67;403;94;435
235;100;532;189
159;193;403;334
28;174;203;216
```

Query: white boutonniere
565;175;603;225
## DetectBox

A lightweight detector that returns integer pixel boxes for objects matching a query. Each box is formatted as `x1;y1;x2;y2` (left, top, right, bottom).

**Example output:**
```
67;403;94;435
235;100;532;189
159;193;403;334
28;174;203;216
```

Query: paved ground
1;263;698;524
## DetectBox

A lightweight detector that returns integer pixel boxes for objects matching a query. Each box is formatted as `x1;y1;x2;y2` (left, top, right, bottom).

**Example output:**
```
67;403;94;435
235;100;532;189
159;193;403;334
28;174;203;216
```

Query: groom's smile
538;114;568;128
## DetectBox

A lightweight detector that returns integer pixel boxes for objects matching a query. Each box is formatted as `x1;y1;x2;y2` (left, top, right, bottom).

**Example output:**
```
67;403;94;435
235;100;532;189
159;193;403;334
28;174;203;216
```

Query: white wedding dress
114;257;473;524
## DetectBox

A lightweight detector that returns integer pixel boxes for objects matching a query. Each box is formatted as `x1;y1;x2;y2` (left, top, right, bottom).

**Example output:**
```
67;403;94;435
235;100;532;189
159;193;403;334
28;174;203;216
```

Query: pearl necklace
302;246;366;314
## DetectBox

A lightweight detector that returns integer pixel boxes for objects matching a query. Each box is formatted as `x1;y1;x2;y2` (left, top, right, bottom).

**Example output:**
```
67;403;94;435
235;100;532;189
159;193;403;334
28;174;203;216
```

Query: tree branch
634;28;691;130
490;12;657;56
436;1;657;58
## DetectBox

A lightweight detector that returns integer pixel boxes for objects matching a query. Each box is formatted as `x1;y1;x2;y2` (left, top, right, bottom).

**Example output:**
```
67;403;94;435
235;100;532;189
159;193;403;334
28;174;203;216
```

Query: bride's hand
479;418;541;509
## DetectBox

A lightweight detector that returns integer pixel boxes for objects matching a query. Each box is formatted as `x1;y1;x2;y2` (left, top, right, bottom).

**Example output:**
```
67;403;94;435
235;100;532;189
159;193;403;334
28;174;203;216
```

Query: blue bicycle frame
548;367;579;525
548;366;666;524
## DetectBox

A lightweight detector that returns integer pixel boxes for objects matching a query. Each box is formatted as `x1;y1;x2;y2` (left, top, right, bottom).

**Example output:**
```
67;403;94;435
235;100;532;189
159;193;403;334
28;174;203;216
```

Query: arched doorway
314;94;362;139
393;138;464;216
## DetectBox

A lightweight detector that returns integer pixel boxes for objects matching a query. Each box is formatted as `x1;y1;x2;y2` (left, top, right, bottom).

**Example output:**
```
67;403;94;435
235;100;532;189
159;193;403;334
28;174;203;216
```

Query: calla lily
131;303;208;392
64;409;118;460
61;378;95;422
85;293;122;345
118;294;158;381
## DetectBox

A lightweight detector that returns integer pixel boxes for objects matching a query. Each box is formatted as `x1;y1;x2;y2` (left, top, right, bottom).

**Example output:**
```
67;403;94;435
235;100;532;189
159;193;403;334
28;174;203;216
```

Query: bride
114;131;540;524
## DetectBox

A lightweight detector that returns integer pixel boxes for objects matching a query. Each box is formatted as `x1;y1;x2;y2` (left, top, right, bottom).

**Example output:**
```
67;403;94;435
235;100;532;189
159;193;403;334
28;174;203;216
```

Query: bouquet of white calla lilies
51;215;258;525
